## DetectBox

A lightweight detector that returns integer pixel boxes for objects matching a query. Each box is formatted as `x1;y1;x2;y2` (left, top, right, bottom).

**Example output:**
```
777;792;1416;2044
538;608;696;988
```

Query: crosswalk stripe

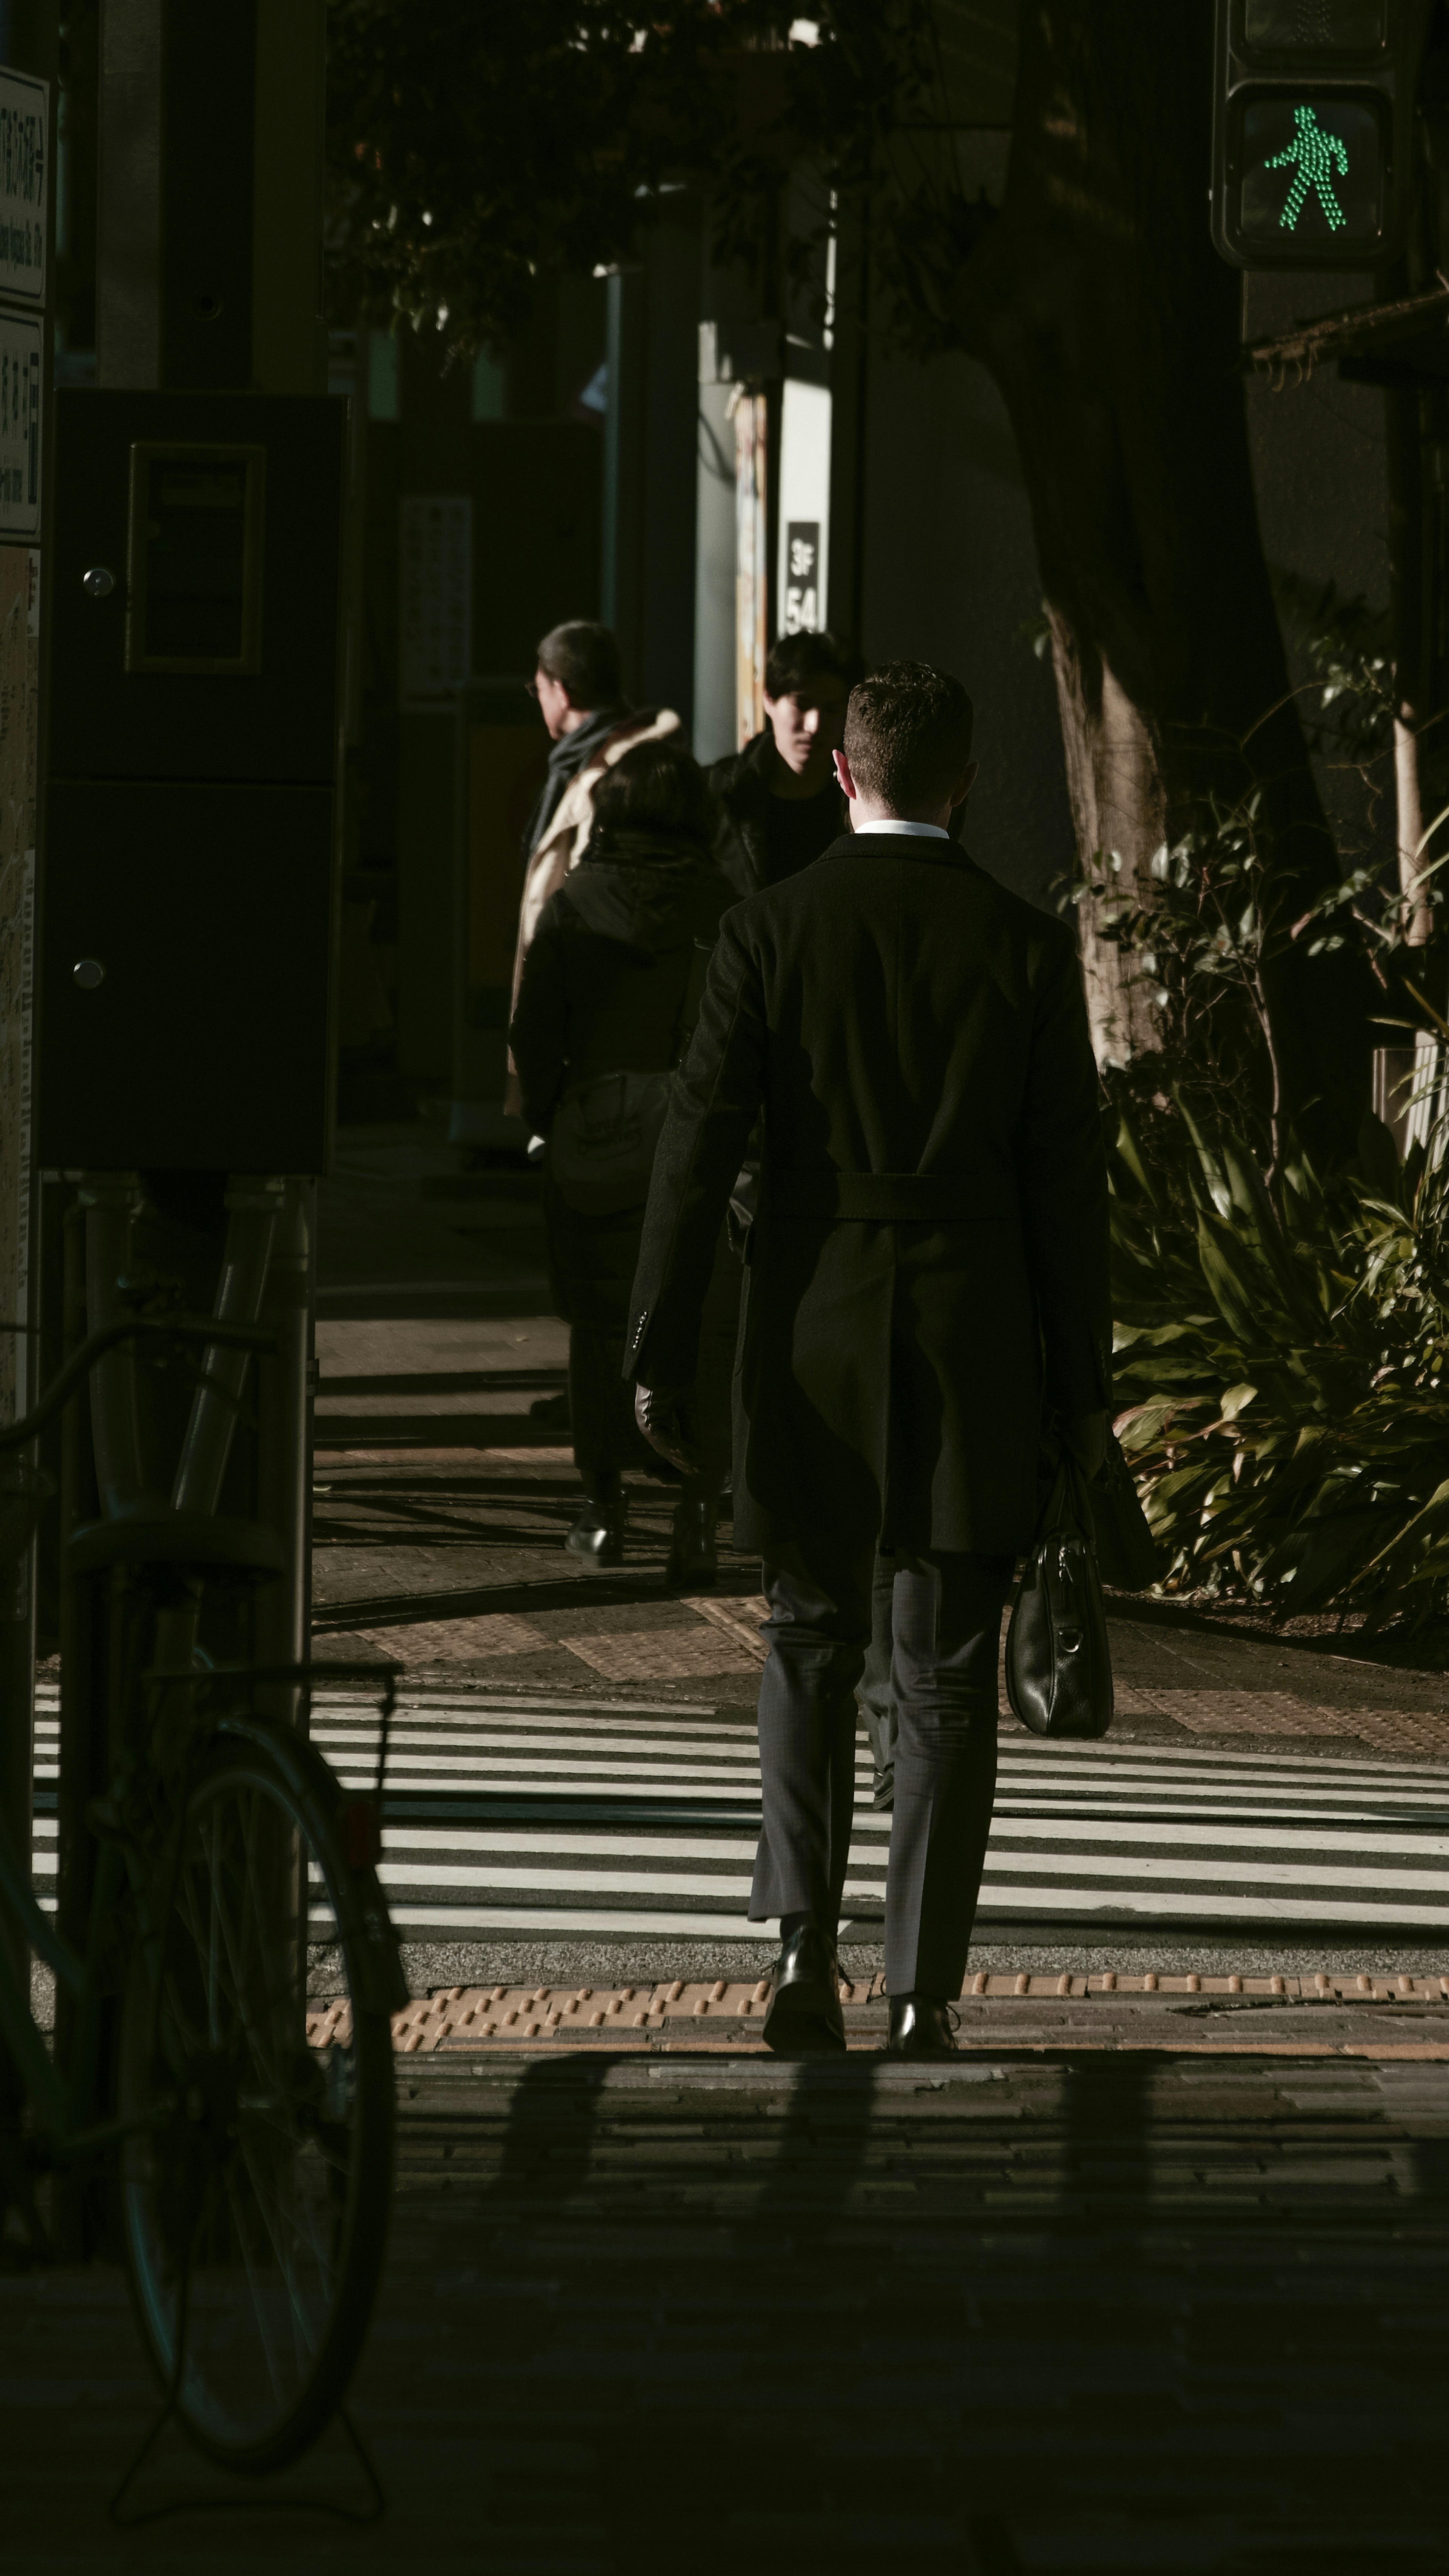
29;1683;1449;1938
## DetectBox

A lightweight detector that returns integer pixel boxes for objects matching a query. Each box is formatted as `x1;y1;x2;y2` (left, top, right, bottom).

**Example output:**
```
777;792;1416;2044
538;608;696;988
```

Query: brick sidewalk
3;2040;1445;2565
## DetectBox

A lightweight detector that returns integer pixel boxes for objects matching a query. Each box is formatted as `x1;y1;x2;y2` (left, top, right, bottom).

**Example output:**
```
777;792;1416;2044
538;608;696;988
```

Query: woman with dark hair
509;739;737;1581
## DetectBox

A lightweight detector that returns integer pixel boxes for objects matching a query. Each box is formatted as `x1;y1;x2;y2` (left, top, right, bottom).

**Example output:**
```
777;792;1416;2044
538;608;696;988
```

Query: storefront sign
0;70;46;304
782;521;821;634
776;380;831;637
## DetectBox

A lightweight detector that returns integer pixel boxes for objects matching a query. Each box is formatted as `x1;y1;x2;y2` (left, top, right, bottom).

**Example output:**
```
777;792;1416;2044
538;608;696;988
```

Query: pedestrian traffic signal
1212;0;1431;268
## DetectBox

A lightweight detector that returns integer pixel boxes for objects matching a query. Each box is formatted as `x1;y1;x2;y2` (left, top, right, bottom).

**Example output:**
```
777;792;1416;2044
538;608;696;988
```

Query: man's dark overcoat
625;830;1112;1561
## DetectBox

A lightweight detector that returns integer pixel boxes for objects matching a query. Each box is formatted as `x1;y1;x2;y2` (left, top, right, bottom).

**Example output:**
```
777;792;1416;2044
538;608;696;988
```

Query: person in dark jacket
625;663;1111;2057
708;629;862;900
509;739;737;1583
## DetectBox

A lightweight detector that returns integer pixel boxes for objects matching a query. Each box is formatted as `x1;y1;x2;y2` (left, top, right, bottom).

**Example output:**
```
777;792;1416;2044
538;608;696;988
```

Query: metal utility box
39;391;345;1169
42;782;334;1171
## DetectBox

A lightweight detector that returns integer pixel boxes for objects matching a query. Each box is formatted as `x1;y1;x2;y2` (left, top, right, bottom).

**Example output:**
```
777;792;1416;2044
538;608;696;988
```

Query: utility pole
0;0;54;2103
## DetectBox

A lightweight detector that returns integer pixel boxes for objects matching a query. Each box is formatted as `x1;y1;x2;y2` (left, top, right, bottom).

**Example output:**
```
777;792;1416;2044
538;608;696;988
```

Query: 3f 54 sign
1212;0;1432;268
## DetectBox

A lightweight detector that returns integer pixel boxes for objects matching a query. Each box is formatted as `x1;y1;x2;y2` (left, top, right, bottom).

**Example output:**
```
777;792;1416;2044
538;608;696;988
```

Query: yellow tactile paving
300;1968;1449;2059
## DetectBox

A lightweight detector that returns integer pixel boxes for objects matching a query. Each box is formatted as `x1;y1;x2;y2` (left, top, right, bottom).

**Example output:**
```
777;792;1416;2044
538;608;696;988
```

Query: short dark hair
764;628;864;704
537;619;622;709
843;661;975;810
590;738;713;850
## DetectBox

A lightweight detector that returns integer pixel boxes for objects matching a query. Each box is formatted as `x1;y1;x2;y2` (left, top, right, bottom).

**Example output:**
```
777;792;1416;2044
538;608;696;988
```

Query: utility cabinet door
48;390;344;785
38;782;334;1171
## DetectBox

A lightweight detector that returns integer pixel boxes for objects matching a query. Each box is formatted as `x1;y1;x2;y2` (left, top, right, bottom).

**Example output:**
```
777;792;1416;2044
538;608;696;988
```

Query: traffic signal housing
1212;0;1432;269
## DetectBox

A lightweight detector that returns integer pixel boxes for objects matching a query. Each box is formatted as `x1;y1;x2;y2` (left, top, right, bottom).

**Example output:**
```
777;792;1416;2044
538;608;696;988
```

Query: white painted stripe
381;1888;1449;1931
311;1692;721;1720
312;1727;1449;1801
312;1726;763;1761
346;1753;761;1781
985;1816;1449;1860
994;1772;1449;1806
312;1731;767;1752
382;1826;767;1862
380;1861;768;1898
377;1853;1446;1903
385;1905;777;1935
994;1796;1449;1823
375;1817;1446;1872
336;1769;760;1800
975;1850;1449;1897
403;1715;1436;1779
975;1883;1449;1926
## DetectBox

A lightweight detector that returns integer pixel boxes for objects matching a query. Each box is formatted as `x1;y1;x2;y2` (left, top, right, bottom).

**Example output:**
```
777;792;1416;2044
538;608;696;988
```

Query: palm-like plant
1112;1094;1449;1629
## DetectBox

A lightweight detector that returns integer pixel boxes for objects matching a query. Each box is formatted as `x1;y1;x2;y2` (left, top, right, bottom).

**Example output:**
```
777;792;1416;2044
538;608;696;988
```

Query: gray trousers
858;1548;899;1805
749;1538;1013;2000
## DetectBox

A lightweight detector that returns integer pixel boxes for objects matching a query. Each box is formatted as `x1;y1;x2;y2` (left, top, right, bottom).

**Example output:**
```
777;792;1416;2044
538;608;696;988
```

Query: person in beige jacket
506;621;680;1115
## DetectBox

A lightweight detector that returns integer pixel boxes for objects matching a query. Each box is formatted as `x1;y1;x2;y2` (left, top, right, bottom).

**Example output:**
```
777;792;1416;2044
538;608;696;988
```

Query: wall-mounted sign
399;494;472;708
0;312;40;535
776;379;831;637
782;521;821;634
0;70;46;305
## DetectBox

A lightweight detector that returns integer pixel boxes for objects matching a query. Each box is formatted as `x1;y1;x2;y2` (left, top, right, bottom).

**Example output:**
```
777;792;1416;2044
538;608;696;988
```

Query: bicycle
0;1313;405;2481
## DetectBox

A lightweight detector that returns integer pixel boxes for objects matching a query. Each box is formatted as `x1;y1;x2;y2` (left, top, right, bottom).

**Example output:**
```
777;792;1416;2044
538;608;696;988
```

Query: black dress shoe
565;1495;626;1568
762;1922;846;2054
886;1995;959;2057
665;1491;719;1589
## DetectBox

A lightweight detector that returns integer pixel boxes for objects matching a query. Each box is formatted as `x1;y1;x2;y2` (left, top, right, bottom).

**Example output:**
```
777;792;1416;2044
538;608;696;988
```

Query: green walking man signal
1265;102;1349;230
1211;0;1425;270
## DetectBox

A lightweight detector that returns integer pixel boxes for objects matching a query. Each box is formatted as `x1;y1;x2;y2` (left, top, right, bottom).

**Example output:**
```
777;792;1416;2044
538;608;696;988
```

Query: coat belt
768;1170;1016;1221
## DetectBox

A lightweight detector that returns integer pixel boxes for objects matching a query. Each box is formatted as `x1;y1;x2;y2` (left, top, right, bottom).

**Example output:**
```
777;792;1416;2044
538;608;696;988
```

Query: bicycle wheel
117;1732;396;2472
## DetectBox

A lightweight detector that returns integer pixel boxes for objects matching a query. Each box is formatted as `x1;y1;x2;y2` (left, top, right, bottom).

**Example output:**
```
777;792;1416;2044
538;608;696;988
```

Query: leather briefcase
1006;1458;1114;1740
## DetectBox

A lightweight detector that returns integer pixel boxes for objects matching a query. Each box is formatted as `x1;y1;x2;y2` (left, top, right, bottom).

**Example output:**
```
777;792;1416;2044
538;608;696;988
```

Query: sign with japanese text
0;71;46;305
782;523;821;635
0;313;40;535
776;380;831;639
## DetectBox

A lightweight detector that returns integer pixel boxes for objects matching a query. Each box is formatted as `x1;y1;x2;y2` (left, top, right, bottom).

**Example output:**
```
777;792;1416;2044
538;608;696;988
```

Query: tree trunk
951;0;1371;1151
1047;605;1166;1067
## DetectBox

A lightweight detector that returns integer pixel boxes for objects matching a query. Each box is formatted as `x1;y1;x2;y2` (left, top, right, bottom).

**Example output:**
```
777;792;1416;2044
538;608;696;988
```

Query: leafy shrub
1111;1096;1449;1629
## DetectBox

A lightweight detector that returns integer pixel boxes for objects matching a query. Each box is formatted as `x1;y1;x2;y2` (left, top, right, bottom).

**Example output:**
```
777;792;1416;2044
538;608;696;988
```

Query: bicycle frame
0;1794;171;2160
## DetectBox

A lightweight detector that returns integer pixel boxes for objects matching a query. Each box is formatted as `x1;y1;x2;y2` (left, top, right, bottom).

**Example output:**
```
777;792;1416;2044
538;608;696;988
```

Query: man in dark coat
707;629;861;899
626;663;1111;2058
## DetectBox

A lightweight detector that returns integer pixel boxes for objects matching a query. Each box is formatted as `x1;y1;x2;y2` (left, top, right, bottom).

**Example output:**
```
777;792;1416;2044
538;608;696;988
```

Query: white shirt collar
852;819;950;839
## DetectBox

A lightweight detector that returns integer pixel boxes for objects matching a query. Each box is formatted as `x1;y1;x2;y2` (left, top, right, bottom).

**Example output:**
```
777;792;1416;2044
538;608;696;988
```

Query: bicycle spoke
233;2127;332;2368
216;2164;292;2409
